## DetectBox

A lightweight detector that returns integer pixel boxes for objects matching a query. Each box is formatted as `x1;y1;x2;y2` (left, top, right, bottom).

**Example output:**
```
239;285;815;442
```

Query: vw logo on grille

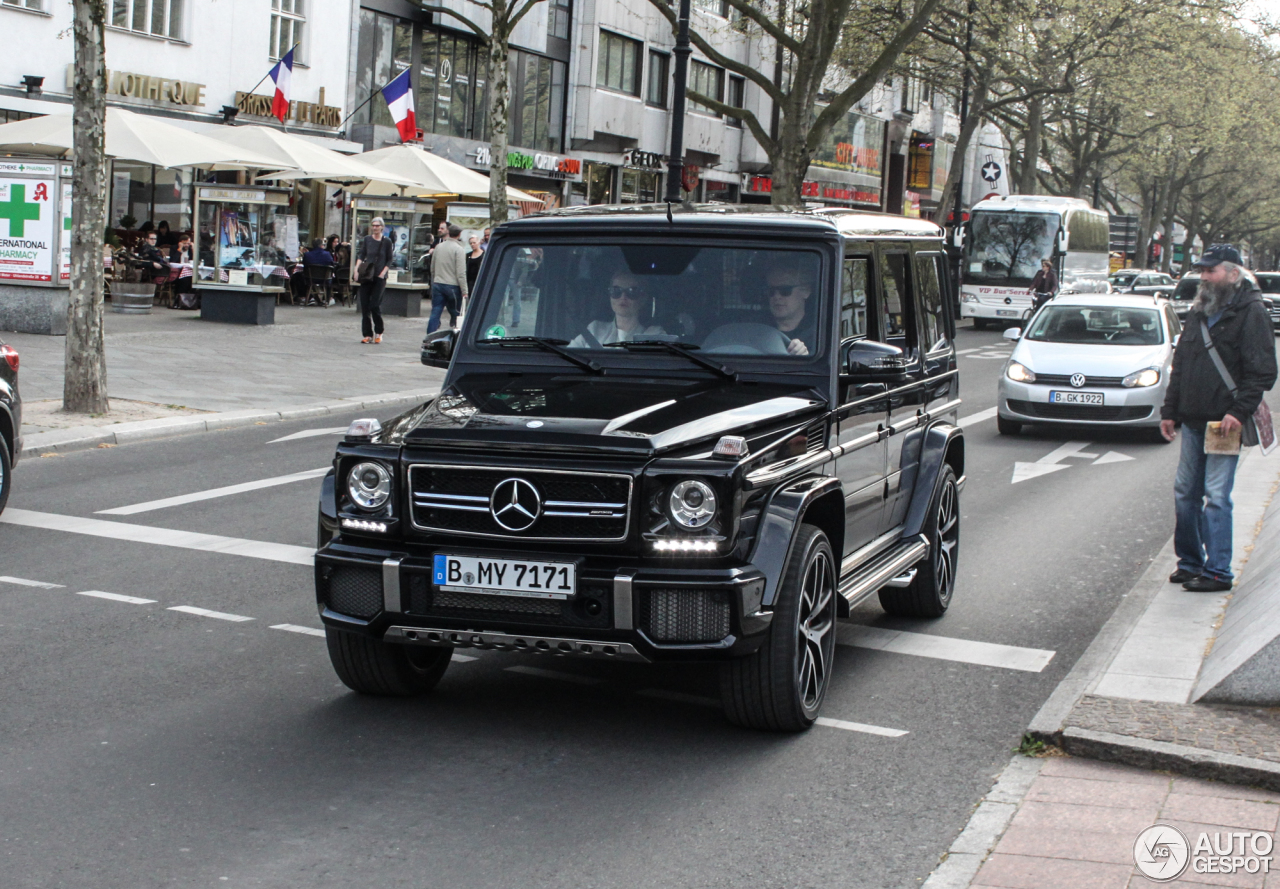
490;477;542;531
1070;373;1087;388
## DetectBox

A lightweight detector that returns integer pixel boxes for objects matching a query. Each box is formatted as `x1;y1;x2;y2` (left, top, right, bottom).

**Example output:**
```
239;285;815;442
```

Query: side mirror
1002;327;1022;341
421;328;457;368
843;339;909;383
1057;231;1068;253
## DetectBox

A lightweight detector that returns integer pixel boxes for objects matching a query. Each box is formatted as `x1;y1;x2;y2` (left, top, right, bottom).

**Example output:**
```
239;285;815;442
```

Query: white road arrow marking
1011;462;1070;484
268;427;347;443
1011;440;1102;484
1093;451;1136;465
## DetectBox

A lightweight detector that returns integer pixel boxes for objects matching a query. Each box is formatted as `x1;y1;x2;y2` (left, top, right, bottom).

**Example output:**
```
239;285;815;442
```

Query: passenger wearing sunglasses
767;264;816;356
569;270;666;348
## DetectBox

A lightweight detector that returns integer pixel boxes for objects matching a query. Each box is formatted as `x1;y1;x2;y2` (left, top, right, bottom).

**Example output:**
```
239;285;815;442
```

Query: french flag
381;69;417;142
268;47;294;123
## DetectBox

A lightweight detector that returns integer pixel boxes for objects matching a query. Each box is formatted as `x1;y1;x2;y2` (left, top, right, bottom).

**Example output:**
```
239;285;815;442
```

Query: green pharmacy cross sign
0;184;41;237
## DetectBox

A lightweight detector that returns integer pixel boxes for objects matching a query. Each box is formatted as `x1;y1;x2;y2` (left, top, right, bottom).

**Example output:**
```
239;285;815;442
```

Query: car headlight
961;292;978;303
668;480;717;529
1123;367;1161;388
1006;361;1036;383
347;462;392;510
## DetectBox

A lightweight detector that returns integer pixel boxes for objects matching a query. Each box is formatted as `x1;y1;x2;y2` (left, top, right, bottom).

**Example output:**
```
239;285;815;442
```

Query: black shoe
1183;575;1232;592
1168;569;1200;584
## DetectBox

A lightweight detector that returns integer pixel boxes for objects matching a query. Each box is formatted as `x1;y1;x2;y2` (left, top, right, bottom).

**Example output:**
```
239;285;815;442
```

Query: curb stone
19;388;441;458
1059;726;1280;793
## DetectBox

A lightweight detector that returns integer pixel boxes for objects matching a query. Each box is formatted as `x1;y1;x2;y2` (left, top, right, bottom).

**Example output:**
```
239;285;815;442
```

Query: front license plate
996;309;1019;317
433;554;575;600
1049;390;1104;405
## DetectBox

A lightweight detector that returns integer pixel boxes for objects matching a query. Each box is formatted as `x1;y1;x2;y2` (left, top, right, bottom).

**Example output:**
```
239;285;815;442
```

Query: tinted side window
879;252;917;351
915;252;947;351
841;256;870;339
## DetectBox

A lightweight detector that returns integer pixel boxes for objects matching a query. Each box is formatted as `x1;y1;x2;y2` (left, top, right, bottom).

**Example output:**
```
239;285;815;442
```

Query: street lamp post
665;0;693;202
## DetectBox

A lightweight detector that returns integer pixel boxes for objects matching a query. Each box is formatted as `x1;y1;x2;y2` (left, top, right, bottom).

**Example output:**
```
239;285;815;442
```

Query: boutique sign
473;146;580;178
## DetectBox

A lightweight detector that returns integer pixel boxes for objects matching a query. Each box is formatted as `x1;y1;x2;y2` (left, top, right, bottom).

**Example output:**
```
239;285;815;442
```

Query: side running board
838;535;929;612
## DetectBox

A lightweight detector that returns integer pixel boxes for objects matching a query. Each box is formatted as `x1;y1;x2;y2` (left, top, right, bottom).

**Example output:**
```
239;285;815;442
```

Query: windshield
1026;305;1164;345
1256;275;1280;294
1173;278;1198;301
473;243;826;360
965;211;1059;285
1110;271;1138;285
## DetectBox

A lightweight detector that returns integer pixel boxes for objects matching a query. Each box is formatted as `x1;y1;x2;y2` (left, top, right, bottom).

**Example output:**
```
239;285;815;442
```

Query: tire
972;318;989;331
326;628;452;696
721;524;837;732
0;431;10;517
997;415;1022;435
880;465;960;618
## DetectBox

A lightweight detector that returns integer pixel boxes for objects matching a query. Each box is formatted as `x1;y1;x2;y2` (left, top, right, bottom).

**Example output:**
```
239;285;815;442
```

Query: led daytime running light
341;518;388;533
652;539;719;553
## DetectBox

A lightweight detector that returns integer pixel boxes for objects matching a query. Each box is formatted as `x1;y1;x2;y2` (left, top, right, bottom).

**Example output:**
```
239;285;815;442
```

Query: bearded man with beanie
1160;244;1277;591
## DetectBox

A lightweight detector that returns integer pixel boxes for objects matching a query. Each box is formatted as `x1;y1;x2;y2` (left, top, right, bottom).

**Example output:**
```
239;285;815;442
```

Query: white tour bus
959;195;1110;328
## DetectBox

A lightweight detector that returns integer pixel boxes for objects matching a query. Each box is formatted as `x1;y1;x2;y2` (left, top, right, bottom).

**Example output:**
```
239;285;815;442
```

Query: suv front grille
1007;399;1152;422
639;588;731;643
408;464;632;541
404;572;612;628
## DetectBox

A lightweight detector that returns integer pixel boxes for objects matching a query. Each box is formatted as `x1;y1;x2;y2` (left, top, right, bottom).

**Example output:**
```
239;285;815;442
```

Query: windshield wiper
491;336;603;373
604;340;737;380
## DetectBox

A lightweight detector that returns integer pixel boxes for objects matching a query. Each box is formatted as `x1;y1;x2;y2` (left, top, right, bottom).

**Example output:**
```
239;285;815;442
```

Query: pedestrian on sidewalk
1160;244;1277;592
428;224;469;334
355;217;393;344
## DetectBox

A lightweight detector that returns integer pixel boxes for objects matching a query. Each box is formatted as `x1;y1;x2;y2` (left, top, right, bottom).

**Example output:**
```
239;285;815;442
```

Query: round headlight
347;462;392;510
1006;361;1036;383
1122;367;1161;388
668;480;717;529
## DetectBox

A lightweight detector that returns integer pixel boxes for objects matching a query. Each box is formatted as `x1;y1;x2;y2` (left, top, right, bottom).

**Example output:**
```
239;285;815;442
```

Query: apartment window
689;60;724;116
692;0;728;15
270;0;304;62
110;0;183;39
646;51;669;107
727;75;744;127
547;0;570;40
597;30;641;96
2;0;45;11
510;50;566;152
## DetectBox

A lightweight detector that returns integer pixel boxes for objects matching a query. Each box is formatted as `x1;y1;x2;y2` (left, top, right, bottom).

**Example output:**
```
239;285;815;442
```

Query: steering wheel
702;323;794;355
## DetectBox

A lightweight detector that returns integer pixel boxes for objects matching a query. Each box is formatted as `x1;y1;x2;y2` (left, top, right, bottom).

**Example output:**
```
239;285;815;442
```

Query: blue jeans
428;283;461;334
1174;424;1240;581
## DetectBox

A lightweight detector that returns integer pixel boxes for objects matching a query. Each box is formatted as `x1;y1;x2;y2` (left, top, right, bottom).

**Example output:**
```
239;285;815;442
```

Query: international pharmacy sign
0;161;72;285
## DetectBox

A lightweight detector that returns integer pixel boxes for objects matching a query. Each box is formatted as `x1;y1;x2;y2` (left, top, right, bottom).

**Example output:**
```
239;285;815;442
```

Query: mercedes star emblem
1070;373;1087;388
490;477;542;531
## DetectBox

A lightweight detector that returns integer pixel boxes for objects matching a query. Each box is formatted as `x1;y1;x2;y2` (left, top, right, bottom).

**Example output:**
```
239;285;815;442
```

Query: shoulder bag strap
1200;320;1239;395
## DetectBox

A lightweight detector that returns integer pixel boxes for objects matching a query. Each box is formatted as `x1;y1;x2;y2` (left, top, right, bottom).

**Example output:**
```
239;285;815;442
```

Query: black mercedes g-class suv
316;205;964;731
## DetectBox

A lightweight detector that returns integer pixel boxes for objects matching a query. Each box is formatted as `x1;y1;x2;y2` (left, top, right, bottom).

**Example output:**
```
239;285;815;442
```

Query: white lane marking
970;352;1013;360
504;665;605;685
838;624;1055;672
0;509;315;566
1012;440;1099;484
97;467;330;515
1093;450;1135;465
169;605;254;623
815;717;909;737
271;623;326;637
1011;462;1069;484
77;590;156;605
0;576;64;589
958;407;998;428
637;688;720;708
268;427;348;444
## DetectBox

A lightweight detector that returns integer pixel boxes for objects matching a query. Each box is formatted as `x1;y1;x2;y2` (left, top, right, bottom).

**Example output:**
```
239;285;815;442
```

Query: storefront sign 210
474;146;580;176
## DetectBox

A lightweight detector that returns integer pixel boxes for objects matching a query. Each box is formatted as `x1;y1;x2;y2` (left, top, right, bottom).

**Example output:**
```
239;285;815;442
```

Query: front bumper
998;378;1166;426
961;300;1030;322
315;538;772;663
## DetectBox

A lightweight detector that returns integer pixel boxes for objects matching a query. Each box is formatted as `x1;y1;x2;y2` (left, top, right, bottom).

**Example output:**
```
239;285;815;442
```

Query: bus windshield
965;211;1059;285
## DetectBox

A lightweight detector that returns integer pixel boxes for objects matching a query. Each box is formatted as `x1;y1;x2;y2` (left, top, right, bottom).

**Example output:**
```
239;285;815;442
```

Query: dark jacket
1162;279;1277;427
303;247;334;267
1030;268;1058;295
357;236;393;277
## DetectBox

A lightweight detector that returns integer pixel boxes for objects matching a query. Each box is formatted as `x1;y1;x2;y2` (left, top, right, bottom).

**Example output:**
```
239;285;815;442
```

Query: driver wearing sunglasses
569;270;666;348
767;263;816;356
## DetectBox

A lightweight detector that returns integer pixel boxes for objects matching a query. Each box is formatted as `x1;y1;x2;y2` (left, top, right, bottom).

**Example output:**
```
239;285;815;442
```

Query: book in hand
1205;420;1242;455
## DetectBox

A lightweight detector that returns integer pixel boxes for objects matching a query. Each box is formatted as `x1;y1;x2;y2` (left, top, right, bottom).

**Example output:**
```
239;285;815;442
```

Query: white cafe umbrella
0;107;287;170
353;143;538;202
190;125;420;187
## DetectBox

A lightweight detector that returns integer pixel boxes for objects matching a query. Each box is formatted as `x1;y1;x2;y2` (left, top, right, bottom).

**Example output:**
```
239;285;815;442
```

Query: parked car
1112;270;1176;298
313;205;966;731
1169;273;1198;320
997;294;1179;441
1253;272;1280;331
0;337;20;514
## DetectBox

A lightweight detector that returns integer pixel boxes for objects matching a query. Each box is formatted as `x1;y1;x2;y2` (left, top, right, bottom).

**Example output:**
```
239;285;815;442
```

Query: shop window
620;169;660;204
704;180;738;203
417;27;486;140
646;51;669;108
586;163;614;204
689;60;724;116
727;75;744;127
270;0;304;63
510;50;565;152
597;30;641;96
110;0;183;39
109;161;191;232
547;0;571;40
907;135;933;191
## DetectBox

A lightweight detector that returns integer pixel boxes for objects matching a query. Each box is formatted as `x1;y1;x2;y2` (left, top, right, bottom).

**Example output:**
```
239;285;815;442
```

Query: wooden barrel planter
110;282;155;314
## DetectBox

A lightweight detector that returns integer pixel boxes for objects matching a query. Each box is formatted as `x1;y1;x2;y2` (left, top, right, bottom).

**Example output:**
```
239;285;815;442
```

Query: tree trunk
1134;179;1157;270
1179;202;1201;277
1017;96;1042;195
936;79;990;229
1157;175;1180;275
487;7;510;226
769;103;811;205
64;0;108;415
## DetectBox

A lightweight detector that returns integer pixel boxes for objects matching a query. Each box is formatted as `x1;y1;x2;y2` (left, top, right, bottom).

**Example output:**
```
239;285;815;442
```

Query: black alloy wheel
326;628;453;696
880;465;960;618
721;524;837;731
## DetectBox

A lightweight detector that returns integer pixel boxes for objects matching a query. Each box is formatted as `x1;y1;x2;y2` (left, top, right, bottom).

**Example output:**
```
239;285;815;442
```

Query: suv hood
395;374;824;456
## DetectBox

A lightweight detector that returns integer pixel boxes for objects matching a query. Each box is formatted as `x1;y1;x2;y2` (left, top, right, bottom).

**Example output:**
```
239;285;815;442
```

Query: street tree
65;0;108;414
646;0;944;204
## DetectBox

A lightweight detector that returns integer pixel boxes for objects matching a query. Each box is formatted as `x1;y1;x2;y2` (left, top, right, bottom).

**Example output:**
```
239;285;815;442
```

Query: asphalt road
0;324;1253;888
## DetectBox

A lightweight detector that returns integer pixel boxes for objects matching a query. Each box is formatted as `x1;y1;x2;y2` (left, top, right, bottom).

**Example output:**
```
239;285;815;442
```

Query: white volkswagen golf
997;294;1180;440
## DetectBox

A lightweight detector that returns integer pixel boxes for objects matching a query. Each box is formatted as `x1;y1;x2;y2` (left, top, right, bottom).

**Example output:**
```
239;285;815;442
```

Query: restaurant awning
353;144;539;202
194;125;420;187
0;108;286;170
